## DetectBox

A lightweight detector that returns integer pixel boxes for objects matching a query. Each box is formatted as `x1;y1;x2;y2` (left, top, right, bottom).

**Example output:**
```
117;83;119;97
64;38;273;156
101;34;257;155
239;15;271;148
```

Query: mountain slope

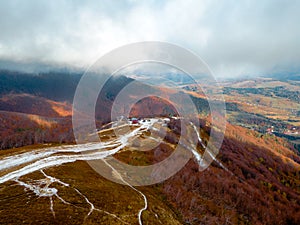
0;69;299;224
158;120;300;224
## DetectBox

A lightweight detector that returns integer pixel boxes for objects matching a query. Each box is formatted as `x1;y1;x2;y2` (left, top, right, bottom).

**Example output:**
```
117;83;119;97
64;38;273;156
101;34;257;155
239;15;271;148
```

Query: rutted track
0;119;159;224
0;119;158;184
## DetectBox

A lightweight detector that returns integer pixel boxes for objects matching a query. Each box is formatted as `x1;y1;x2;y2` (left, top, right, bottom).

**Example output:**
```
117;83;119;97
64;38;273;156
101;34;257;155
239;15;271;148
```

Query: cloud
0;0;299;77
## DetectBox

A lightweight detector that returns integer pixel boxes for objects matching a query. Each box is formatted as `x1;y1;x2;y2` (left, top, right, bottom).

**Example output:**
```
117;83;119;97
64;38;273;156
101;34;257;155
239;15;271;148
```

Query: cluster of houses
266;126;299;136
128;117;171;125
95;116;179;134
284;127;299;135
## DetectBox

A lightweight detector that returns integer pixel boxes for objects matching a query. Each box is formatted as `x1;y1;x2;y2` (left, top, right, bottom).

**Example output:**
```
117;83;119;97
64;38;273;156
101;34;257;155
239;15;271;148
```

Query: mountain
159;120;300;224
0;69;299;224
266;72;300;81
0;70;177;149
0;70;82;102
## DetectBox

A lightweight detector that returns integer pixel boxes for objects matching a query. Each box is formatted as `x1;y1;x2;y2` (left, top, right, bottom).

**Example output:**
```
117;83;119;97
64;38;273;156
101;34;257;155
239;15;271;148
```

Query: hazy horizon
0;0;300;78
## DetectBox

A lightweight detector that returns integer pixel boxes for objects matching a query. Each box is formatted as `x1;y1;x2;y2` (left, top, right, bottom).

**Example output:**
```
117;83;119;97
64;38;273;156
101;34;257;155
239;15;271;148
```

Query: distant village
266;126;299;136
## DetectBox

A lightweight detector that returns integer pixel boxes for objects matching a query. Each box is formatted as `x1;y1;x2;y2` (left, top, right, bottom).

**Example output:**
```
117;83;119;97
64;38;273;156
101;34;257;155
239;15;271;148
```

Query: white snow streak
190;122;232;174
0;119;159;225
103;160;148;225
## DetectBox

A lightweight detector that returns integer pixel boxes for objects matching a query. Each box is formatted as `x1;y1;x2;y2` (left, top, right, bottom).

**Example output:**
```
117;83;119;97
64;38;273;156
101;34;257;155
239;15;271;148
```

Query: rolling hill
0;69;299;224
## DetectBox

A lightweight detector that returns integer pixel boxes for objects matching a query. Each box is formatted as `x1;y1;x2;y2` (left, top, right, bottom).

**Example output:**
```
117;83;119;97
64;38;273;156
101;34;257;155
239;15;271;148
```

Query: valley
0;70;299;224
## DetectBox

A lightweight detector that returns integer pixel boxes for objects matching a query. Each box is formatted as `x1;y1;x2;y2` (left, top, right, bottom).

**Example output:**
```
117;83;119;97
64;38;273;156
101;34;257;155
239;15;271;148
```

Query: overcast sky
0;0;299;77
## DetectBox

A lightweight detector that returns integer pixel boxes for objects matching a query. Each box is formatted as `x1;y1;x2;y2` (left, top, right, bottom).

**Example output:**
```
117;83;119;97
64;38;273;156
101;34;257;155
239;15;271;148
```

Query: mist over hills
1;0;300;223
0;66;299;224
0;70;82;102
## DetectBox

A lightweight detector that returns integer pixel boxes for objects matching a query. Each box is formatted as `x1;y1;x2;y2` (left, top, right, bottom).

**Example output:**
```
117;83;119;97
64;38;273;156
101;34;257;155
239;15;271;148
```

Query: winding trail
0;119;159;225
103;160;148;225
